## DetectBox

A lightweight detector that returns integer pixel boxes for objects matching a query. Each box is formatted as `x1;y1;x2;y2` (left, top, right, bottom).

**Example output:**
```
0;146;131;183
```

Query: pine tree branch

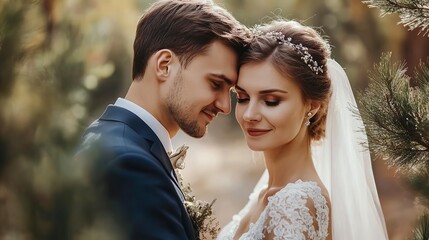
413;212;429;240
383;0;429;11
362;0;429;36
359;53;429;170
409;166;429;209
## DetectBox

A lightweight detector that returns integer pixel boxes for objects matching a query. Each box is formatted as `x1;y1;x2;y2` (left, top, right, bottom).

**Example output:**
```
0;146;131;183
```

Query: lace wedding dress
217;179;329;240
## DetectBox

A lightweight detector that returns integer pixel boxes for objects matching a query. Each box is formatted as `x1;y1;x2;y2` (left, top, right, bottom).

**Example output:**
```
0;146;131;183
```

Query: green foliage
409;167;429;208
0;0;131;239
412;212;429;240
0;0;31;98
363;0;429;36
359;52;429;169
361;1;429;238
177;171;220;240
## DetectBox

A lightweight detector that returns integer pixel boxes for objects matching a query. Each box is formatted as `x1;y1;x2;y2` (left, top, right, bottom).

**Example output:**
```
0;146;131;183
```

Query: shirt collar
114;98;174;154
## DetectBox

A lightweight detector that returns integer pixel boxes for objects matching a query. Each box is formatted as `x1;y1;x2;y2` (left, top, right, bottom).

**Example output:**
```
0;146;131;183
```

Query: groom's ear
154;49;175;81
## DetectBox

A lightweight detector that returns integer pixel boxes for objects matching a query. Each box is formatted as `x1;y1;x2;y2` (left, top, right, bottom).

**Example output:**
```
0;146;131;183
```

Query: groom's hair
132;0;250;80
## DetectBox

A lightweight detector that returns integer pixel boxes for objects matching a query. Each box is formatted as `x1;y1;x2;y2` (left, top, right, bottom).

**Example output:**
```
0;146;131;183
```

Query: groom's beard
166;72;207;138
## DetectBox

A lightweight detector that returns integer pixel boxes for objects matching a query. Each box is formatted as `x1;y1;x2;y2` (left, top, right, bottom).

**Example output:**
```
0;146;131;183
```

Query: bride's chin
246;142;266;152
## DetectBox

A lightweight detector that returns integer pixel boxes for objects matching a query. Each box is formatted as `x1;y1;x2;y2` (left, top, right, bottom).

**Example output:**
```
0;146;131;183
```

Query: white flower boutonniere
169;145;188;170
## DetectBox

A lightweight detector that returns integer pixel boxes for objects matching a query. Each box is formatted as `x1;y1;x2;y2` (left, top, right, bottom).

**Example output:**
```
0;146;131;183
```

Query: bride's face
235;61;309;151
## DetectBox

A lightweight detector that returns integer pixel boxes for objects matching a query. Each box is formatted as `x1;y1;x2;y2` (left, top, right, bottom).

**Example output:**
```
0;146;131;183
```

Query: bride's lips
246;128;271;137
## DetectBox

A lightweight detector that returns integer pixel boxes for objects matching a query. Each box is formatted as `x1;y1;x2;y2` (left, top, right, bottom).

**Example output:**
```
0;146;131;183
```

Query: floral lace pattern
218;180;329;240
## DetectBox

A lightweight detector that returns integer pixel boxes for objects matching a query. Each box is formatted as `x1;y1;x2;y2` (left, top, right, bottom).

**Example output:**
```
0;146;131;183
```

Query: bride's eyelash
265;101;280;107
237;98;249;103
236;97;280;106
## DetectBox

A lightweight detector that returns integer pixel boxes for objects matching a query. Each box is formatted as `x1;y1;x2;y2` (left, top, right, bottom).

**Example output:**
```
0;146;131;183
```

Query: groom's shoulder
76;117;155;165
75;121;168;188
86;115;150;146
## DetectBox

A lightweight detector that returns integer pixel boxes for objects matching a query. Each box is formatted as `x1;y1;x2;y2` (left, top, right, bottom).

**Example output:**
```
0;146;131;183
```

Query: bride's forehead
239;61;293;81
237;68;299;93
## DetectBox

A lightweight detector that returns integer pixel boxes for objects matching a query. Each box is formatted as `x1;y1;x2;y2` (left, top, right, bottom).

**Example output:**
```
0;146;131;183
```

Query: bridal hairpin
251;27;324;75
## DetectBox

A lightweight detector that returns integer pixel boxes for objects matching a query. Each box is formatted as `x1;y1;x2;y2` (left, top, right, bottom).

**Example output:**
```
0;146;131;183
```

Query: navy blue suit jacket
77;105;196;240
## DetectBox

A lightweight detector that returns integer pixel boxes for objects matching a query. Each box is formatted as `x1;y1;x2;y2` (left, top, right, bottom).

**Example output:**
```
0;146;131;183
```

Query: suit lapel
148;138;186;201
99;105;185;201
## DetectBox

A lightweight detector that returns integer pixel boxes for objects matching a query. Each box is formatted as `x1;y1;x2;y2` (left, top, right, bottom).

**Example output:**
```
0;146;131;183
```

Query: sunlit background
1;0;428;239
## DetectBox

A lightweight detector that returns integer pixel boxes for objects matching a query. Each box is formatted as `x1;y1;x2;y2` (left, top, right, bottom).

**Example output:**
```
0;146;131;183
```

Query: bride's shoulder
264;180;330;237
267;180;330;213
275;179;324;196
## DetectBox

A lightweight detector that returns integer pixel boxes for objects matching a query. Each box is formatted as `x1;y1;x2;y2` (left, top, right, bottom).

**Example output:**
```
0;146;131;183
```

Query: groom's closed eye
211;80;223;90
209;73;234;88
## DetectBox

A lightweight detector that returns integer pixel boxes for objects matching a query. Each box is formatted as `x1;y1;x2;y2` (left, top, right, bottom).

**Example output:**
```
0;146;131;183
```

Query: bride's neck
263;135;314;189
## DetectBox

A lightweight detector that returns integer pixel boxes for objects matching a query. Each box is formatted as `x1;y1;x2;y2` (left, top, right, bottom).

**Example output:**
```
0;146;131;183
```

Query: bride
218;20;389;239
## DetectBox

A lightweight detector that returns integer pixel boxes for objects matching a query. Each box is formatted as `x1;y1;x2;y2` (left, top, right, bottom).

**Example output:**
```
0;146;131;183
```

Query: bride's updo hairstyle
240;20;331;141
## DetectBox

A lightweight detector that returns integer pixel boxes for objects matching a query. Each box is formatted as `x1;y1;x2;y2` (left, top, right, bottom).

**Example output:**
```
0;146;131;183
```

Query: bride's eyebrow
259;89;288;94
259;89;288;95
235;85;288;95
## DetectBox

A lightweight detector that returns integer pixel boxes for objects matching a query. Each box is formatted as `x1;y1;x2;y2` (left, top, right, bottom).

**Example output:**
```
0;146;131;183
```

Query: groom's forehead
186;41;238;84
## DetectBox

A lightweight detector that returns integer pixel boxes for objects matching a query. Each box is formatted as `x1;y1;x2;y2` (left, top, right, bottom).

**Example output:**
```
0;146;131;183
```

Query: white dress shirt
114;98;173;155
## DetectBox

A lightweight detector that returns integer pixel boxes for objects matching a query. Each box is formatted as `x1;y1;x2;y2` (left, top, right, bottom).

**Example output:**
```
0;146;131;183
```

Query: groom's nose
215;90;231;114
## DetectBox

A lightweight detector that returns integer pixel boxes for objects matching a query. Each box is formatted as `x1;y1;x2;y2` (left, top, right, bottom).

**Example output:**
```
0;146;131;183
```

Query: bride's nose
242;102;262;122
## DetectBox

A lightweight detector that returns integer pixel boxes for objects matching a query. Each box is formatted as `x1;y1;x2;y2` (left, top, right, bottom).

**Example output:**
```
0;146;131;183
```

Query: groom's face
166;41;238;138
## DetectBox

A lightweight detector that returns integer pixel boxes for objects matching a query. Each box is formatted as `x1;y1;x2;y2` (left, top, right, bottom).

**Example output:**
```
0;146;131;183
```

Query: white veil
311;59;388;239
218;59;389;240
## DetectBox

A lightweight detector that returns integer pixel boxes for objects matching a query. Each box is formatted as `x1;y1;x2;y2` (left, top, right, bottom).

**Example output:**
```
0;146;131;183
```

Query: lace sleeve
264;181;329;240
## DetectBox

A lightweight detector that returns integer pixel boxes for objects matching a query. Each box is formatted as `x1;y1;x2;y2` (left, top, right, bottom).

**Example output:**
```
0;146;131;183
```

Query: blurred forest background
0;0;428;239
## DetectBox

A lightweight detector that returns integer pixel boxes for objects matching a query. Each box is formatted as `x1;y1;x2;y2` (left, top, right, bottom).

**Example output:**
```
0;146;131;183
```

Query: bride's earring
305;112;312;126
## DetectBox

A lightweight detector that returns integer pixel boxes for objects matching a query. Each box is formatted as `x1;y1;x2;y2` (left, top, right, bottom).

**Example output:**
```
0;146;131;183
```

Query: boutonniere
169;145;188;170
170;145;220;239
176;173;220;239
174;166;220;239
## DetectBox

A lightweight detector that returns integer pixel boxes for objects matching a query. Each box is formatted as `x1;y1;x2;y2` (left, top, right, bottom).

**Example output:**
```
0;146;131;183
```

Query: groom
76;0;249;239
